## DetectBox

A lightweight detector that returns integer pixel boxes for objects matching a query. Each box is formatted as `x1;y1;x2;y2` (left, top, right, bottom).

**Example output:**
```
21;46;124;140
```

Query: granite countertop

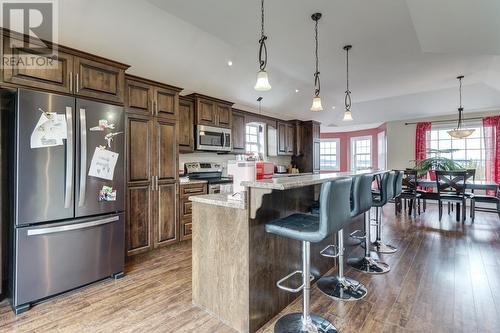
272;172;313;178
189;193;246;210
242;169;385;191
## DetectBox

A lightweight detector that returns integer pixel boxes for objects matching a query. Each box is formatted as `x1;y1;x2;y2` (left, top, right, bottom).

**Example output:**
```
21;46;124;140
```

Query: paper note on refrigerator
30;113;66;148
88;147;119;181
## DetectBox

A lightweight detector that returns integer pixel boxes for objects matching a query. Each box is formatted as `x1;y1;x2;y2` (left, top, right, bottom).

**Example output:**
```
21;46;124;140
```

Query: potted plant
413;149;463;176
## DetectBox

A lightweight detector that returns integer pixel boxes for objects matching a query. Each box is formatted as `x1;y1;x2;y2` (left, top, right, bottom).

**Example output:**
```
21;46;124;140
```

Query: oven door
197;125;232;151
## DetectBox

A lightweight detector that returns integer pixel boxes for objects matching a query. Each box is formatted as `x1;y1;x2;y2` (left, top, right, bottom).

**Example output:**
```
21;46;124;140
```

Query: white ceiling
57;0;500;131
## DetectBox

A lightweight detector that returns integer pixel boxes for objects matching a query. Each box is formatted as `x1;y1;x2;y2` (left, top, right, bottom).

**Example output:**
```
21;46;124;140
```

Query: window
320;139;340;170
428;124;486;179
377;131;386;170
351;136;372;171
245;123;264;154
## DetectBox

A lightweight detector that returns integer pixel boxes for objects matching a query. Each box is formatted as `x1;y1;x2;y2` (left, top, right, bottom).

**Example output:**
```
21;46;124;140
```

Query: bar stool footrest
320;244;339;258
349;229;366;240
276;270;314;293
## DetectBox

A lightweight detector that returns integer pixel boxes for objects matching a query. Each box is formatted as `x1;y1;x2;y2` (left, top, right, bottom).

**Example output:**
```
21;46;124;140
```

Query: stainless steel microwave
196;125;232;152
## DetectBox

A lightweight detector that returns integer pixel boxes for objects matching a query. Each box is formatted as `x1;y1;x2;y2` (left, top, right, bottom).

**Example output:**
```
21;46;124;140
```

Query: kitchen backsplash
179;152;292;176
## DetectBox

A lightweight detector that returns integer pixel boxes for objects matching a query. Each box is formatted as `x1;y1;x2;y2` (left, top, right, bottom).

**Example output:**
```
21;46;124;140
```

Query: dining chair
399;170;422;218
435;170;469;223
471;187;500;220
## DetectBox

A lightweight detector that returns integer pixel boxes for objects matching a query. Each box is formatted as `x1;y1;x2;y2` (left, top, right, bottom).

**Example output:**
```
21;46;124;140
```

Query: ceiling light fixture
254;0;271;91
310;13;323;112
227;60;233;67
295;89;299;93
342;45;353;121
447;75;474;139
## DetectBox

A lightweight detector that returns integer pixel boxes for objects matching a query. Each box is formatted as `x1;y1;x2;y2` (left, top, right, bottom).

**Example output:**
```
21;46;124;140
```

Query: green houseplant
413;149;463;175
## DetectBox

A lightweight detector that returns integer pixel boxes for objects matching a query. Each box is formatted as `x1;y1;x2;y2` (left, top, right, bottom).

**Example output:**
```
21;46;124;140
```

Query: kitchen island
190;171;380;333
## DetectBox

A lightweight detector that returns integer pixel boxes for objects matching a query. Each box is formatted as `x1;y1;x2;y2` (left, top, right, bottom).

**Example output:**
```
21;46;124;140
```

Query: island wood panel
192;203;250;333
248;185;336;332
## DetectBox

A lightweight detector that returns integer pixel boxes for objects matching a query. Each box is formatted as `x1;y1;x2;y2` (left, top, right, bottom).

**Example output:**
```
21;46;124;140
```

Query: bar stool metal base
370;241;397;254
317;276;367;301
274;313;338;333
347;256;390;274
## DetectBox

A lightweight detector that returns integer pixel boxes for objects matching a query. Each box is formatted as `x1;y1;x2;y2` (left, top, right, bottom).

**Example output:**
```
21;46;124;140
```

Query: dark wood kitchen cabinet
125;75;181;119
125;84;180;256
277;121;294;156
178;96;194;153
1;30;129;104
189;93;234;129
232;109;246;153
292;120;321;174
293;120;305;156
179;182;207;241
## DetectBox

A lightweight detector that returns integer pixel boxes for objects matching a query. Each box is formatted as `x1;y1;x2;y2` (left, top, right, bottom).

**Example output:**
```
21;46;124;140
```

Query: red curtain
415;122;432;163
483;116;500;195
415;122;432;191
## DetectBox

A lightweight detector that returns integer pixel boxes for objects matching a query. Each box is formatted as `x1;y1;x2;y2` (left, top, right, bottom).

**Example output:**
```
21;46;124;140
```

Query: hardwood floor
0;204;498;333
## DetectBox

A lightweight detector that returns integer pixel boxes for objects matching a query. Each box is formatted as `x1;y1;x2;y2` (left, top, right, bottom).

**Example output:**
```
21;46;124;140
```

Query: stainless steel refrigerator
9;88;125;314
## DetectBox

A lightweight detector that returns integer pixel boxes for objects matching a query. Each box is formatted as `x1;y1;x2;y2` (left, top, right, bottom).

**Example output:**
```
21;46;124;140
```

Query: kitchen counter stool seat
265;178;352;333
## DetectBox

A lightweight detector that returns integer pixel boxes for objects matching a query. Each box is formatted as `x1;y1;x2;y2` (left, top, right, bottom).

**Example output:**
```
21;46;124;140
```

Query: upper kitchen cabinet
232;109;246;153
189;94;234;128
74;56;126;104
277;121;294;156
178;95;194;153
1;30;129;104
125;75;182;119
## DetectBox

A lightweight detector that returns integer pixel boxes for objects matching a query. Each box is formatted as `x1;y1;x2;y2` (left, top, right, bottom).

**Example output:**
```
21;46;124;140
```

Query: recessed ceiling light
227;60;233;67
295;89;299;93
331;106;336;110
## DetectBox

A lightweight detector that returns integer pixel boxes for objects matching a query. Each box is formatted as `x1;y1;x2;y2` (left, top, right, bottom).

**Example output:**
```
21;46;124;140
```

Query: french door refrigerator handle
64;106;74;208
78;108;87;207
27;216;119;236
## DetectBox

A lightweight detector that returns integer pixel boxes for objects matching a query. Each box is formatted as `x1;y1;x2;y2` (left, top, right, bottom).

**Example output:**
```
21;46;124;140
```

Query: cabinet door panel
286;124;294;154
155;87;178;119
197;99;216;126
74;57;125;104
216;103;232;128
155;120;177;181
178;98;194;152
126;80;152;115
313;140;320;172
277;122;287;155
3;37;73;94
127;185;152;255
154;182;178;246
232;111;246;152
127;115;152;183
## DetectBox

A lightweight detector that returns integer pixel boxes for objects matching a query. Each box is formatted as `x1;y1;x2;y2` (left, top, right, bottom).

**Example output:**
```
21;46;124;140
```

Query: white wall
386;110;500;170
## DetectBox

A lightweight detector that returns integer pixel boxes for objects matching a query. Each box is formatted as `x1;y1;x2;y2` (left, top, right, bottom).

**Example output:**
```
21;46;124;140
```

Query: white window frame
320;138;340;171
351;135;372;171
245;123;264;154
377;131;387;170
428;122;486;180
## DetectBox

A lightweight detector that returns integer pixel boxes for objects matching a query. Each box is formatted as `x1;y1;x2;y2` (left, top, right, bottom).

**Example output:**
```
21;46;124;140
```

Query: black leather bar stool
370;171;398;254
265;178;352;333
347;173;390;274
316;175;371;300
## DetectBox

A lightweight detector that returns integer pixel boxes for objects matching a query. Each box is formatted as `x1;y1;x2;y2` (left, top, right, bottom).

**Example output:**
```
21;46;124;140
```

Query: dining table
416;179;499;191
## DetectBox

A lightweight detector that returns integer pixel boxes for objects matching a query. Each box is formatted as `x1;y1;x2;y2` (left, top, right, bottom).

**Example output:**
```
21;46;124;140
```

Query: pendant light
342;45;353;121
447;76;475;139
254;0;271;91
310;13;323;112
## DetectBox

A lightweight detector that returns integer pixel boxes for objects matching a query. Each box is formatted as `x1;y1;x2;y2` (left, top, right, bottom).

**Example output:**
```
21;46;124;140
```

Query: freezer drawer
14;214;125;309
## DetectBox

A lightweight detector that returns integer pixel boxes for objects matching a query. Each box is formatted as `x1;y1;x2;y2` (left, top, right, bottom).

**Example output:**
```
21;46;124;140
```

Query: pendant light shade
254;0;271;91
448;76;474;139
342;45;353;121
310;96;323;112
342;110;353;121
310;13;323;112
254;70;271;91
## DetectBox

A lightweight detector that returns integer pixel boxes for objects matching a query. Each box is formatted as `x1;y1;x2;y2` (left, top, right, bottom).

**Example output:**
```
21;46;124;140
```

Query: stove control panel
184;162;223;174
